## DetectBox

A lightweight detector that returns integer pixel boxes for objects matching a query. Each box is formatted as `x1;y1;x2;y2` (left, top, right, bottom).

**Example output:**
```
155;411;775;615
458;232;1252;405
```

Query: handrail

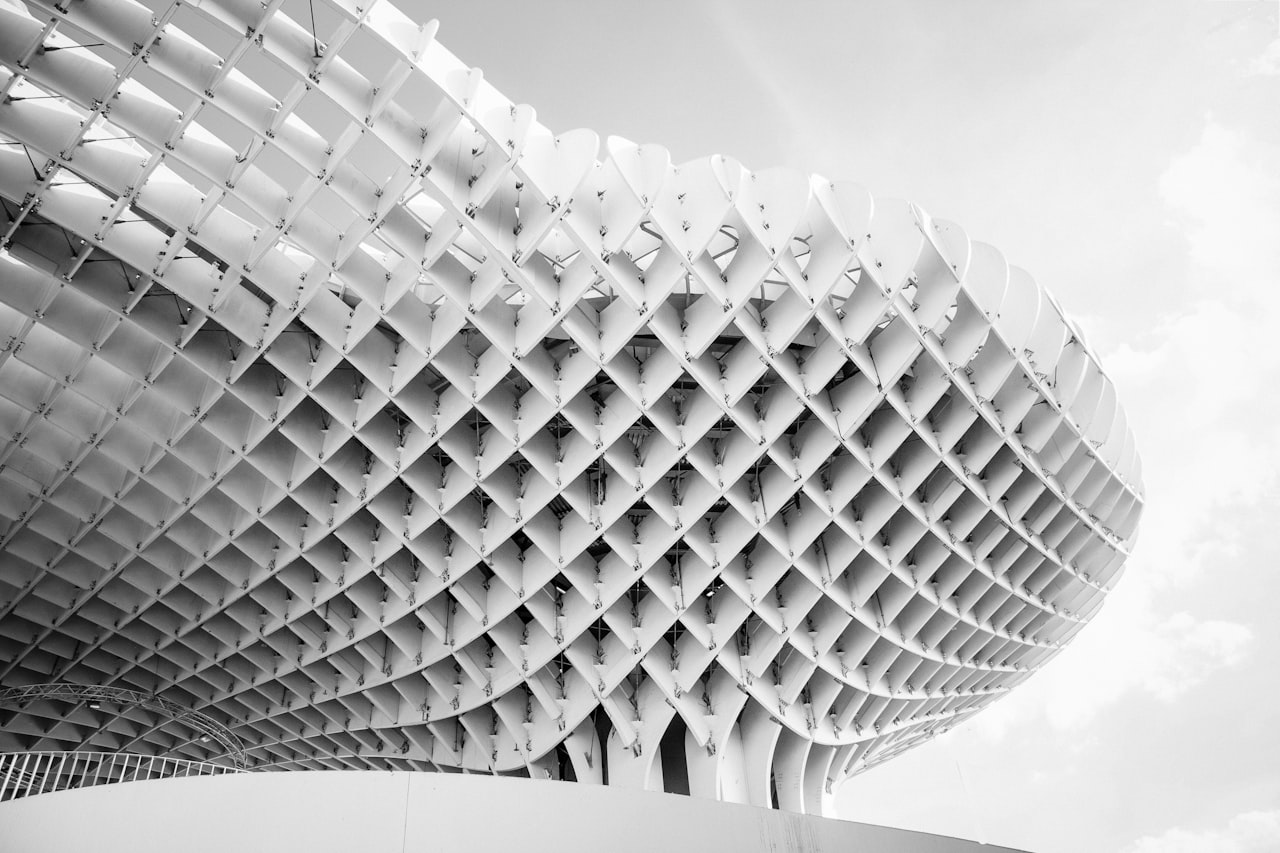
0;684;247;767
0;751;243;802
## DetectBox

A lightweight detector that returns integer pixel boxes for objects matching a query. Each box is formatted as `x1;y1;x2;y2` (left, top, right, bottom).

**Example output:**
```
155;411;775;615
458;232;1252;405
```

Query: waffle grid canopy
0;0;1142;815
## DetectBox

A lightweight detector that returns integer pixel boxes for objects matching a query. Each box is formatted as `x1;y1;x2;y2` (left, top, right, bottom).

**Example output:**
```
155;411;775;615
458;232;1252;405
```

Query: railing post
22;753;36;797
0;751;249;801
16;753;28;800
1;753;15;801
34;753;48;797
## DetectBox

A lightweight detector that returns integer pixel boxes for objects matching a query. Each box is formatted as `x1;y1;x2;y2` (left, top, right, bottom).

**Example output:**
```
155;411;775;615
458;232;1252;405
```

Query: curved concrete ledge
0;770;1026;853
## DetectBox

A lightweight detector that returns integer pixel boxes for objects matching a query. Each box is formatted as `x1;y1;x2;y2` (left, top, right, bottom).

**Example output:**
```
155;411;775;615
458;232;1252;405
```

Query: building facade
0;0;1141;819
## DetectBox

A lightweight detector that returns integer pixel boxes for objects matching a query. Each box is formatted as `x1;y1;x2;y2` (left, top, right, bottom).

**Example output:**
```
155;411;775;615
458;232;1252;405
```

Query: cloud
1245;37;1280;76
1122;117;1280;576
1157;120;1280;284
1122;810;1280;853
1126;611;1251;702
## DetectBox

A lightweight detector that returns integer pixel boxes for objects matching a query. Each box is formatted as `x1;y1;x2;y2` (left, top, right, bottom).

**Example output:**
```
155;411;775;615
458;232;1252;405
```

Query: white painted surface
0;771;1028;853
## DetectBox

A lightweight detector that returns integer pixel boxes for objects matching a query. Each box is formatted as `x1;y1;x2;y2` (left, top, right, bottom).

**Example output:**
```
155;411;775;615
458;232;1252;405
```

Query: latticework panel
0;0;1142;815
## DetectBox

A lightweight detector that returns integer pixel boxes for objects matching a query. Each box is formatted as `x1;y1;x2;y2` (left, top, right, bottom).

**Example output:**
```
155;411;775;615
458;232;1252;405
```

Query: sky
420;2;1280;852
